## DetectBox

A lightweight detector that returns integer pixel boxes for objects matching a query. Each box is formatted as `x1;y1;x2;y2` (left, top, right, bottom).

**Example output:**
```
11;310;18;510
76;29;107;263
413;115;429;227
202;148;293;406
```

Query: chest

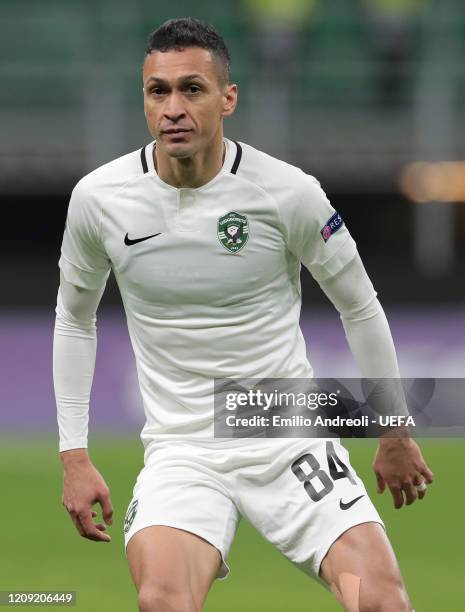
102;179;290;306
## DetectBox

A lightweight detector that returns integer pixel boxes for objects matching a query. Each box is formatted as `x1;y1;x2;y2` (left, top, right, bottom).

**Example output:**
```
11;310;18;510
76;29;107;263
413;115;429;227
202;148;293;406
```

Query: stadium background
1;1;464;610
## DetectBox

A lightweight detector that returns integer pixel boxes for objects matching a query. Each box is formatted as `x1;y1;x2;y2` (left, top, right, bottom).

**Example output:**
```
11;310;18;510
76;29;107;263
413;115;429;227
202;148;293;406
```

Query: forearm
54;297;96;452
318;254;408;418
53;274;105;453
340;299;399;378
341;301;408;418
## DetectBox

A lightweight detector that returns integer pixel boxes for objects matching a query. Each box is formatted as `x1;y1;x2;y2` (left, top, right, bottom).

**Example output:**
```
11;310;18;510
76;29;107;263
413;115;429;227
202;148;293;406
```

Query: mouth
162;128;192;135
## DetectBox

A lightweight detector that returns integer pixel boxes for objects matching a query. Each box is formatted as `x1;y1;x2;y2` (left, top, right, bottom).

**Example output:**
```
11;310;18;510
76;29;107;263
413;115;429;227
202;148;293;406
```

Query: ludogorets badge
218;211;249;253
124;499;138;534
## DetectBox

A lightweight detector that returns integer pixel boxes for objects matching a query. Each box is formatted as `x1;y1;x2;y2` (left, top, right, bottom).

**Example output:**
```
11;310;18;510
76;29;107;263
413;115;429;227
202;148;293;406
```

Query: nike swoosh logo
124;232;161;246
339;495;365;510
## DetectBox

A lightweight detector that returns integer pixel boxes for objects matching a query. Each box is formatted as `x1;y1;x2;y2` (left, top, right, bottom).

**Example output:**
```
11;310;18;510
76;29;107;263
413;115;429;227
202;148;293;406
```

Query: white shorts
123;438;384;582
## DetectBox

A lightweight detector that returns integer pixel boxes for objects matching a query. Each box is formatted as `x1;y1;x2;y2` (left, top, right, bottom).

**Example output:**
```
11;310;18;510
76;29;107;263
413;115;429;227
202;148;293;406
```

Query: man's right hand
61;449;114;542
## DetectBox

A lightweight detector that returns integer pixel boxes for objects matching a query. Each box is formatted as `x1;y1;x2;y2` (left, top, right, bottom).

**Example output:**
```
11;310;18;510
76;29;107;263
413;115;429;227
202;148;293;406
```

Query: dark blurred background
2;0;465;307
1;0;463;429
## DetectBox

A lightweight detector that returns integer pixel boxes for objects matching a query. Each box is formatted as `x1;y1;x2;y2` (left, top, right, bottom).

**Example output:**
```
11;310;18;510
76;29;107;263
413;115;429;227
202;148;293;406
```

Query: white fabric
53;273;104;451
54;137;403;450
55;138;357;449
318;253;400;378
123;437;383;582
318;254;407;415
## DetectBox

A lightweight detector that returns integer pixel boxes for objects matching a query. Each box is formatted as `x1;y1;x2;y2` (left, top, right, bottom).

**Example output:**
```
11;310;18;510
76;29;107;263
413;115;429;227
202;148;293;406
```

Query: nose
163;91;186;123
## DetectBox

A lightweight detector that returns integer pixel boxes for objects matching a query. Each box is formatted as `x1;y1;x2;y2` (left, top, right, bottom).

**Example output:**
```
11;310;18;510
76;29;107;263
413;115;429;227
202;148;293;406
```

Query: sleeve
59;180;111;290
317;254;409;417
53;273;106;452
283;174;357;281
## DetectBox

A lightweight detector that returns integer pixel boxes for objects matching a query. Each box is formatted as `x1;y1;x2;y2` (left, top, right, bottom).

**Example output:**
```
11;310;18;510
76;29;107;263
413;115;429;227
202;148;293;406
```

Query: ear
222;83;238;118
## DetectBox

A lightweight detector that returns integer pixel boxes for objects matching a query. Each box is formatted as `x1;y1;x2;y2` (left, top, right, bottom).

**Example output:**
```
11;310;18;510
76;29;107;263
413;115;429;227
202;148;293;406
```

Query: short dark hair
145;17;230;84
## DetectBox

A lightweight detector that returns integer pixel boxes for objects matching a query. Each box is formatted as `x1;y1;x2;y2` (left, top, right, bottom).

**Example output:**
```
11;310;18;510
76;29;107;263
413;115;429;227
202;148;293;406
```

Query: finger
421;466;434;484
95;523;107;531
413;475;427;500
79;516;111;542
91;510;107;528
78;510;111;542
100;494;114;525
69;511;85;537
375;471;386;494
389;484;404;509
402;481;418;506
76;514;101;541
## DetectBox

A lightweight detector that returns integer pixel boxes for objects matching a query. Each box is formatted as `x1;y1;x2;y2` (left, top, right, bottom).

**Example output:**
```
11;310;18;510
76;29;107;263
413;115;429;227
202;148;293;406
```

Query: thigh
319;522;410;611
123;446;240;582
237;439;384;579
126;525;220;609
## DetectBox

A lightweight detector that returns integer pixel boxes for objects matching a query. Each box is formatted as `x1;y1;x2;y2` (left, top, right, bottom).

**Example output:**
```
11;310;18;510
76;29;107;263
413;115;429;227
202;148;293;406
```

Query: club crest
124;499;138;534
218;211;249;253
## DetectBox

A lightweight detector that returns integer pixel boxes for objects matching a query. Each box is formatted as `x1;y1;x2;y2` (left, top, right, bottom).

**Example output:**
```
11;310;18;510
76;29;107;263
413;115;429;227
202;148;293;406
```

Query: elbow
340;295;383;324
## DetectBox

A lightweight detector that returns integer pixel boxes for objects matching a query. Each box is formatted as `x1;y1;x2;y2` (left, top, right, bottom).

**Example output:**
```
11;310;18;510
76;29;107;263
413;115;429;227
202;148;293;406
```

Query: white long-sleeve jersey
54;138;404;452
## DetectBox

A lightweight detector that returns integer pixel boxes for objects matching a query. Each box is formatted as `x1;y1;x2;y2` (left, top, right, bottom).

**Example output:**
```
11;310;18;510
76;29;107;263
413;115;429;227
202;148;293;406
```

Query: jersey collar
140;138;242;187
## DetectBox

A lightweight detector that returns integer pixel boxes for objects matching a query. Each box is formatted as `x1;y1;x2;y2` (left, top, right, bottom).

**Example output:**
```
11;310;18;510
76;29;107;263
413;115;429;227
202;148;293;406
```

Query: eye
187;84;201;94
150;87;165;96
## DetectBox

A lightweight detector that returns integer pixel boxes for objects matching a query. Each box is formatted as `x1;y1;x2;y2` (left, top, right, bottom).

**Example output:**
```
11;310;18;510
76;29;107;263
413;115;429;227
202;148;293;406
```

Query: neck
154;130;225;189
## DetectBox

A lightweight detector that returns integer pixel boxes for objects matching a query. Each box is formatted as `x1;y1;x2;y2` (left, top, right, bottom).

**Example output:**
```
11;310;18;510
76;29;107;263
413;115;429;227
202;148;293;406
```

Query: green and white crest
218;211;249;253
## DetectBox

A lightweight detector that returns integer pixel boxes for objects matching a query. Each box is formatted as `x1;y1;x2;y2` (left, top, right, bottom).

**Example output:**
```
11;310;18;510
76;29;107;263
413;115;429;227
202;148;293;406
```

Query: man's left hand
373;435;434;509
